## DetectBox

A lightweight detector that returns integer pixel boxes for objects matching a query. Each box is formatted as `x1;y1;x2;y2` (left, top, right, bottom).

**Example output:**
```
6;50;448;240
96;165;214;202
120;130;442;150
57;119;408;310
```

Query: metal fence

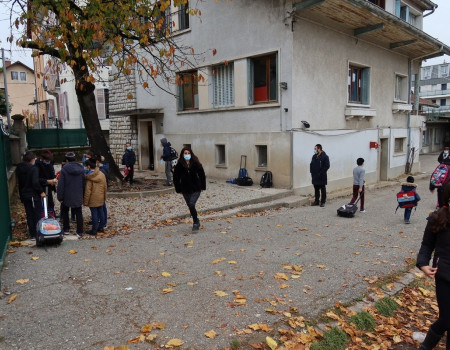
26;129;89;149
0;123;12;272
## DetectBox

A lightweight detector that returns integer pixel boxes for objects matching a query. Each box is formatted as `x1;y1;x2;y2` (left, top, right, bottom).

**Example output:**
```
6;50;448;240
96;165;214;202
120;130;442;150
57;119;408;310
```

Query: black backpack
169;147;178;161
260;171;273;188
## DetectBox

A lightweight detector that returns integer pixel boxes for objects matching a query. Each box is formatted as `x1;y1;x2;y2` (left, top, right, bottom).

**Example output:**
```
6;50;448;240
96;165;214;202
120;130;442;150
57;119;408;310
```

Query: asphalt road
0;154;441;350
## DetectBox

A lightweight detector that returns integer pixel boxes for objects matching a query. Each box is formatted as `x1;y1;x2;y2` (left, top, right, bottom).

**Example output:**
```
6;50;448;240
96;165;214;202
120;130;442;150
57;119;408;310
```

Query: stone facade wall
108;68;139;167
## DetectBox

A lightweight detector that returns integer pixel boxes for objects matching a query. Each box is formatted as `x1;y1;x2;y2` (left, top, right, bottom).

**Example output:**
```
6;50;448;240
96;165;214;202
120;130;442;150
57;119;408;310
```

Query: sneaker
76;232;84;238
360;210;366;213
30;237;36;241
63;230;70;235
320;203;325;207
404;220;411;224
192;220;200;231
85;230;97;236
311;201;319;206
104;225;108;229
97;228;105;233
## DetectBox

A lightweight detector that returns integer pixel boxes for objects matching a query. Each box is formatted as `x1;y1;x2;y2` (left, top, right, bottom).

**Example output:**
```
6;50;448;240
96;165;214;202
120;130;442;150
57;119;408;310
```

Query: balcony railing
422;105;450;118
419;89;450;97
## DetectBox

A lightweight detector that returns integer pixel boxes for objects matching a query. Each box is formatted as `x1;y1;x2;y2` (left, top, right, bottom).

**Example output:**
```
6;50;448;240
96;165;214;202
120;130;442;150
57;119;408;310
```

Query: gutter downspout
423;4;437;18
406;59;412;174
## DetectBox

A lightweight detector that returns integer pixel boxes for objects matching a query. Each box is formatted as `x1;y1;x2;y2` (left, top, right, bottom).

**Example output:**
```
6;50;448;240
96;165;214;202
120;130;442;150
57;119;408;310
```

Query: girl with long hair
173;147;206;231
416;206;450;349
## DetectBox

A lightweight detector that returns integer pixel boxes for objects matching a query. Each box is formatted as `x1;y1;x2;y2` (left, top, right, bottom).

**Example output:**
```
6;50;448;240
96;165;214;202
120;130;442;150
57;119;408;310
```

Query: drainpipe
423;3;437;18
406;59;412;174
290;130;294;189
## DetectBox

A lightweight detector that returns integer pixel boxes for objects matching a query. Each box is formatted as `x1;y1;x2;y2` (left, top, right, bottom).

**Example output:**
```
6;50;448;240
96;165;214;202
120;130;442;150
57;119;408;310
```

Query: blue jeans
404;207;412;221
102;203;107;226
90;206;106;233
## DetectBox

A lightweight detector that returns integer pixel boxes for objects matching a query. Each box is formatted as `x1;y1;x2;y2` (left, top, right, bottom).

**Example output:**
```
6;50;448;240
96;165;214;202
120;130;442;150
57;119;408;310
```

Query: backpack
260;171;273;188
395;190;417;213
430;164;450;188
169;147;178;161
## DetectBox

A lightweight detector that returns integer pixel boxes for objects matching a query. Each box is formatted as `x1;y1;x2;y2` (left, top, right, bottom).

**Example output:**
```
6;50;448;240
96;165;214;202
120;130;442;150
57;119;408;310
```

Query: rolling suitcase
337;193;363;218
238;155;249;179
36;196;63;246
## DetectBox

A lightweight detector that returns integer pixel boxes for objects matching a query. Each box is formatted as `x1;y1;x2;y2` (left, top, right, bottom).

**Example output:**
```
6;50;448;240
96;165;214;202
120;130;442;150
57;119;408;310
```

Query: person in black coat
57;152;85;236
16;151;45;239
430;146;450;209
173;147;206;231
309;144;330;207
416;207;450;349
438;146;450;165
35;150;57;214
122;142;136;186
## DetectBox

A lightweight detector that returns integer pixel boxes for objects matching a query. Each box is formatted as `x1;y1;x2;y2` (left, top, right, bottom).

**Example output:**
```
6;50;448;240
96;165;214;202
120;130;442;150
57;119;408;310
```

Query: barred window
213;63;234;108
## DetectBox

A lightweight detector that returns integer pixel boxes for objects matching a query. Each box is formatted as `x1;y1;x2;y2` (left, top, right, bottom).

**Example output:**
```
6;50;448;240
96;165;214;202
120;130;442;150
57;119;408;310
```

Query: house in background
108;0;450;192
0;61;36;124
418;61;450;152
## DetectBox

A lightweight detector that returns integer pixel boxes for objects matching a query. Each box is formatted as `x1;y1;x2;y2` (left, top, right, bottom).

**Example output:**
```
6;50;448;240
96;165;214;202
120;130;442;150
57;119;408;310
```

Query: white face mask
444;151;449;156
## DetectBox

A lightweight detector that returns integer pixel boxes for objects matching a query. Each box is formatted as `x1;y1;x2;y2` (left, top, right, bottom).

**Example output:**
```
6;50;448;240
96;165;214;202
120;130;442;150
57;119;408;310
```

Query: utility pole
1;48;12;130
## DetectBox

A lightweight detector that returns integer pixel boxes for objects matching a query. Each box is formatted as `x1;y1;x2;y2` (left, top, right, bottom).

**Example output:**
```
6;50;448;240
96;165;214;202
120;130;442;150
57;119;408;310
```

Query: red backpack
430;164;450;188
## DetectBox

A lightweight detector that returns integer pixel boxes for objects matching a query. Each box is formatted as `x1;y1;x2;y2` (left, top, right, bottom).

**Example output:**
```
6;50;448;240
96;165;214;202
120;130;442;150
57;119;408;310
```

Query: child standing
122;142;136;186
349;157;365;213
83;159;107;236
402;175;421;224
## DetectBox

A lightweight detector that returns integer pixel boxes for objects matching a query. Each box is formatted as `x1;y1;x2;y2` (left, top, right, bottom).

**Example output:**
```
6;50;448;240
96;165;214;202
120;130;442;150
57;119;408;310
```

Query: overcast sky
0;0;449;69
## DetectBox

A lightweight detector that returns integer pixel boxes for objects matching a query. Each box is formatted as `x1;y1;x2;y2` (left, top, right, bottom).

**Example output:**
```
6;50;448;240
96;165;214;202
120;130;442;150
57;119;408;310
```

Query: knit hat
407;176;414;183
65;152;76;161
41;150;53;161
160;138;168;145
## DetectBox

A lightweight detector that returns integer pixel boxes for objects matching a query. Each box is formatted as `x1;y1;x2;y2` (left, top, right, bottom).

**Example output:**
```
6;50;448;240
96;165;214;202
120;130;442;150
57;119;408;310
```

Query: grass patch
230;338;240;350
375;297;399;317
310;327;348;350
347;311;376;331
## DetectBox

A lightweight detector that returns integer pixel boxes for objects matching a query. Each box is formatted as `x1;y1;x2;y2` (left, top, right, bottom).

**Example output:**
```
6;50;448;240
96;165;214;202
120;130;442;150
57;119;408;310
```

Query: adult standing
349;157;365;212
16;151;45;239
416;207;450;349
160;138;173;186
173;147;206;231
35;150;57;214
310;144;330;207
122;142;136;186
430;146;450;208
57;152;85;237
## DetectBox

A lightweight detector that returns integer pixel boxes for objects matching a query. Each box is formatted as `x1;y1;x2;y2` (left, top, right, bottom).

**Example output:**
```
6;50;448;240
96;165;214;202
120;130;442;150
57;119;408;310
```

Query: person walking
35;150;57;216
57;152;85;237
83;159;107;236
310;144;330;207
416;206;450;349
430;146;450;209
122;142;136;186
400;175;421;224
349;157;365;213
16;151;45;240
438;146;450;165
160;138;174;186
173;147;206;231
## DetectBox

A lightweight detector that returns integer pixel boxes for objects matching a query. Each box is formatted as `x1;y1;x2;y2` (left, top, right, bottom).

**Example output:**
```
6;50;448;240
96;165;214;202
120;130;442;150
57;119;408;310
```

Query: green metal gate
0;124;12;273
26;129;89;148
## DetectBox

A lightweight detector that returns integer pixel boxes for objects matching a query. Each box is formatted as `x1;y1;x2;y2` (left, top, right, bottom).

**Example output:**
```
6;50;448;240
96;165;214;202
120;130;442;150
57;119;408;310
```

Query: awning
293;0;450;60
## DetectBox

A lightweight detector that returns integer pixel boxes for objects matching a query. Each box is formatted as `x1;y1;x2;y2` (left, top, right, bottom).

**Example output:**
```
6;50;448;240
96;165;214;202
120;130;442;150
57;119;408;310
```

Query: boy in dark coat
401;175;421;224
122;142;136;186
35;150;57;215
310;144;330;207
16;151;45;239
57;152;85;237
160;137;173;186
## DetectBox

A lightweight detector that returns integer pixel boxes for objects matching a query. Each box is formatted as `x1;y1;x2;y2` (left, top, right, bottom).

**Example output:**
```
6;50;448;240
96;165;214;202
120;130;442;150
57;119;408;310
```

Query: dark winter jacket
16;162;44;201
57;161;85;208
417;218;450;283
401;182;421;203
99;163;109;178
310;151;330;186
122;149;136;167
173;160;206;194
438;151;450;165
35;158;56;193
161;141;173;161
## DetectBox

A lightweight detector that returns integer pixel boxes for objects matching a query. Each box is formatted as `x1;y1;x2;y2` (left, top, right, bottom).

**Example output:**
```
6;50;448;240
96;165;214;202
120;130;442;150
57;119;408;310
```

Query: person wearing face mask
309;144;330;207
16;151;45;240
349;158;366;213
122;142;136;186
430;146;450;209
438;146;450;166
173;147;206;231
35;150;57;216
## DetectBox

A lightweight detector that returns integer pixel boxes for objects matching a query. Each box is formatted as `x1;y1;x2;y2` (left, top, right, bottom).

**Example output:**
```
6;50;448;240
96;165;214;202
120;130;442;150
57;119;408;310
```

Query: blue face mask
127;147;132;151
184;154;191;161
313;150;318;155
43;160;51;165
84;167;89;174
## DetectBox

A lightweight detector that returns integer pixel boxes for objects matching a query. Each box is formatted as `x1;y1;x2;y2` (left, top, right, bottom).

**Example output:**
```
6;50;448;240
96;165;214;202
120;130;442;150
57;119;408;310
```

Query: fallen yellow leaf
8;294;18;304
166;338;184;347
204;330;217;339
137;269;145;273
419;287;431;296
274;273;289;281
393;335;402;344
162;288;174;294
276;224;283;227
31;256;39;261
316;265;326;269
141;324;153;333
214;291;228;297
84;259;90;263
266;336;278;350
69;249;77;254
248;324;260;330
211;257;226;264
162;272;171;277
146;334;157;341
228;260;237;264
16;279;29;284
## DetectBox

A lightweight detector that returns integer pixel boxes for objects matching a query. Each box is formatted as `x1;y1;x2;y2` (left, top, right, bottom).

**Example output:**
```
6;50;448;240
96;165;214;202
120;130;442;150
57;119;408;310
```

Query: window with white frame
95;89;109;119
213;63;234;108
395;74;407;101
215;144;226;166
348;64;371;104
248;53;278;104
423;67;431;79
20;72;27;81
10;71;18;80
394;137;405;153
256;145;268;168
177;71;199;111
440;65;448;77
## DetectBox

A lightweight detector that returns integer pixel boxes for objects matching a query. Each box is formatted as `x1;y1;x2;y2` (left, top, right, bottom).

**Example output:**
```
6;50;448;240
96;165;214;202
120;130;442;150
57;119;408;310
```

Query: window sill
177;103;280;115
171;28;191;37
392;102;412;114
215;164;227;168
255;167;267;171
344;106;376;121
393;152;407;157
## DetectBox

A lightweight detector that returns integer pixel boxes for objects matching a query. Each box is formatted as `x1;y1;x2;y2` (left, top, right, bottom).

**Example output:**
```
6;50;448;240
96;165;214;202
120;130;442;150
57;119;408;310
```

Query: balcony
419;89;450;98
422;105;450;118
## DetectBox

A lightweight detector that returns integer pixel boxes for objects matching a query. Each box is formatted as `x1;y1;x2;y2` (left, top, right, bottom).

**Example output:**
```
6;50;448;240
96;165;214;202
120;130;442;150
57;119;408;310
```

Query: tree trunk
72;66;123;181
